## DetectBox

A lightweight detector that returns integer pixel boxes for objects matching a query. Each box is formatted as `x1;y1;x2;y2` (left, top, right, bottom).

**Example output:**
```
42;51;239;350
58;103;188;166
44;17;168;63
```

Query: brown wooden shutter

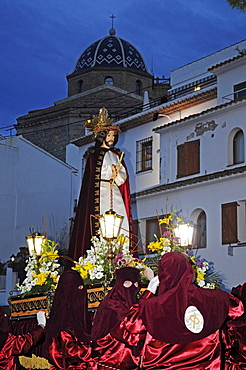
221;202;238;245
187;140;200;175
177;140;200;178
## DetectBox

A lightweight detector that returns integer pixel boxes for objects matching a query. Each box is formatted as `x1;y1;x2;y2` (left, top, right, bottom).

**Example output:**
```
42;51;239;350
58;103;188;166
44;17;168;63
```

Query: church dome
73;28;149;74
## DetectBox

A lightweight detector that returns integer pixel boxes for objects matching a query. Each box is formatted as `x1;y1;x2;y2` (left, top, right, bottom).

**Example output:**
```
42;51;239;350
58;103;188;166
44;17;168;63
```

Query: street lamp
26;232;46;256
174;221;194;248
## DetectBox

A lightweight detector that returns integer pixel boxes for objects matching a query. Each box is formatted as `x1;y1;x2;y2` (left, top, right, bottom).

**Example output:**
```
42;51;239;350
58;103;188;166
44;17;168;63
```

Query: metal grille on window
234;81;246;100
136;137;153;173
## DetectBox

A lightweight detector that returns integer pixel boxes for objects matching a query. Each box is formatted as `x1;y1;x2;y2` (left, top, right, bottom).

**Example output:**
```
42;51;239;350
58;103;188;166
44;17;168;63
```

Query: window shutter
177;140;200;178
222;202;238;245
187;140;200;175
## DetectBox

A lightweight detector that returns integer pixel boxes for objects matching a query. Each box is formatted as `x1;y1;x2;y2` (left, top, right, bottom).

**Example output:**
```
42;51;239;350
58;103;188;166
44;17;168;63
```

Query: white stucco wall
159;100;246;184
171;39;246;88
132;171;246;291
213;57;246;104
0;136;77;262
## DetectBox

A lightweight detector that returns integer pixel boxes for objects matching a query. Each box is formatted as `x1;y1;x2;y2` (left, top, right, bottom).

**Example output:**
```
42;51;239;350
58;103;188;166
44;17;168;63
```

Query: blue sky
0;0;245;136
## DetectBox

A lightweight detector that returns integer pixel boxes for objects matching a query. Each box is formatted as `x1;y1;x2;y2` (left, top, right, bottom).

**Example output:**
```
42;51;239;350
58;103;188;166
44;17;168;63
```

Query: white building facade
67;40;246;290
0;136;78;263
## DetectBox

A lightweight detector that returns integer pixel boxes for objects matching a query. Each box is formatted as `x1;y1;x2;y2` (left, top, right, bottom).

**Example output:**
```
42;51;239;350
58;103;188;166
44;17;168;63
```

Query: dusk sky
0;0;245;136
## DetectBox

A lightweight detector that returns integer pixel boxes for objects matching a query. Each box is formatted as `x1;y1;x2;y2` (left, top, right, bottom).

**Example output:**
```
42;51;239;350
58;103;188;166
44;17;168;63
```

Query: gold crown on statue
85;107;121;138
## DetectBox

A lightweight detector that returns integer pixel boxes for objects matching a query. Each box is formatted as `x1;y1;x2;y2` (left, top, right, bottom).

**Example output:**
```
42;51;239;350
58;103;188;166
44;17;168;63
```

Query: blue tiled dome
74;28;149;74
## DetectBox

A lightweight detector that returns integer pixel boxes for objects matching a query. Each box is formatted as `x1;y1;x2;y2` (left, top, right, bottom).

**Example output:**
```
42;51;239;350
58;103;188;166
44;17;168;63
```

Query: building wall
67;68;155;98
215;59;246;104
160;102;246;184
170;39;246;89
16;85;146;162
0;136;77;262
132;172;246;290
131;51;246;291
66;40;246;291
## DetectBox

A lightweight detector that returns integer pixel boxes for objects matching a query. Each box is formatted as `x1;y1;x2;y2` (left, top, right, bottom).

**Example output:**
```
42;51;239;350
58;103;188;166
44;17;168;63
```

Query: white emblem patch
184;306;204;333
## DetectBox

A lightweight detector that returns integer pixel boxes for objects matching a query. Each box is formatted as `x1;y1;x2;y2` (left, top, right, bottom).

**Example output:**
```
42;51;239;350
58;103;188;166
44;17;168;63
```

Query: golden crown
85;108;120;138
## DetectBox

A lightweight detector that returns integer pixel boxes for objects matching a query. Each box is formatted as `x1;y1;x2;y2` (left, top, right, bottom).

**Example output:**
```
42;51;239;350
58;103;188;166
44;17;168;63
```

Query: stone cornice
153;95;246;132
131;165;246;200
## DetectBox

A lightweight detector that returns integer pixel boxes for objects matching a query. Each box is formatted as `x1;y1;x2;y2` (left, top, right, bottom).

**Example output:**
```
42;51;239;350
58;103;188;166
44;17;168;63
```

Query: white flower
89;272;96;280
96;264;104;271
50;271;58;276
95;272;104;280
198;280;205;287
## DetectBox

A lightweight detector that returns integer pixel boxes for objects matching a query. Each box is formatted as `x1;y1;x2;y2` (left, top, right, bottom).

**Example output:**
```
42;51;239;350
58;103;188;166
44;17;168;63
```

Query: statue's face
103;130;115;148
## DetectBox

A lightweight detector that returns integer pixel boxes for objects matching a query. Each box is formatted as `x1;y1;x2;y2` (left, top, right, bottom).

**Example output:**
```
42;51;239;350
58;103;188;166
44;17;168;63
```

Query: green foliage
227;0;246;11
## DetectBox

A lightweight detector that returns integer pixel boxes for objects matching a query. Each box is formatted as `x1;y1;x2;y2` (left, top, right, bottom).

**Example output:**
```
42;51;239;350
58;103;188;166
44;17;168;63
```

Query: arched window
233;129;244;164
135;80;141;95
196;211;207;248
190;210;206;249
78;80;84;93
104;76;114;85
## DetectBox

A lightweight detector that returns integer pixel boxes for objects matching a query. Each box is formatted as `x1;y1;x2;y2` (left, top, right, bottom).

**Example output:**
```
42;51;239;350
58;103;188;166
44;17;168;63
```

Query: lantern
99;210;124;241
26;232;46;256
174;221;194;248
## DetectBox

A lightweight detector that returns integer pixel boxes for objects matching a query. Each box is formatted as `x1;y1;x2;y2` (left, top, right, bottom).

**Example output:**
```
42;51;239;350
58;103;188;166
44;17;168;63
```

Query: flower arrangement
146;211;223;289
16;239;61;297
147;211;184;255
72;233;146;286
190;255;223;289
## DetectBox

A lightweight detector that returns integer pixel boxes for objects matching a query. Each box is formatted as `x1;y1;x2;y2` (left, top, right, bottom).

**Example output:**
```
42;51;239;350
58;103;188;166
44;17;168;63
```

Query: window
222;202;238;245
104;76;114;85
136;137;153;173
177;140;200;178
146;215;166;252
233;129;244;164
222;201;246;245
135;80;141;95
234;81;246;100
78;80;84;93
194;211;207;248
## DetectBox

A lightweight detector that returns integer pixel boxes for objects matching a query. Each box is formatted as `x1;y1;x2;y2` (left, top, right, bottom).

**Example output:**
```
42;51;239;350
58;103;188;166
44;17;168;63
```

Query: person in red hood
139;252;244;369
0;306;46;370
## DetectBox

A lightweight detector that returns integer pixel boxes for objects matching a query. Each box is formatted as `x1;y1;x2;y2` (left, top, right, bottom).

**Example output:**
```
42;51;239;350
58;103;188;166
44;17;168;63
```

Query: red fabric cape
139;252;230;344
66;147;134;267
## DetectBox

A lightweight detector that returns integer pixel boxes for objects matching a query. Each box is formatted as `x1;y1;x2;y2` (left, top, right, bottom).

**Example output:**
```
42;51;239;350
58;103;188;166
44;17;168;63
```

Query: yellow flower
193;266;205;282
33;272;49;285
116;234;129;244
159;237;171;247
84;262;95;271
51;274;59;285
40;250;58;259
147;240;163;251
159;217;170;225
72;261;95;280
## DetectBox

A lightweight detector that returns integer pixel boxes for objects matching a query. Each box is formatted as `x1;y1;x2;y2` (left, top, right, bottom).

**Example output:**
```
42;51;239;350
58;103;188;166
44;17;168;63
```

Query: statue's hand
111;165;117;180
